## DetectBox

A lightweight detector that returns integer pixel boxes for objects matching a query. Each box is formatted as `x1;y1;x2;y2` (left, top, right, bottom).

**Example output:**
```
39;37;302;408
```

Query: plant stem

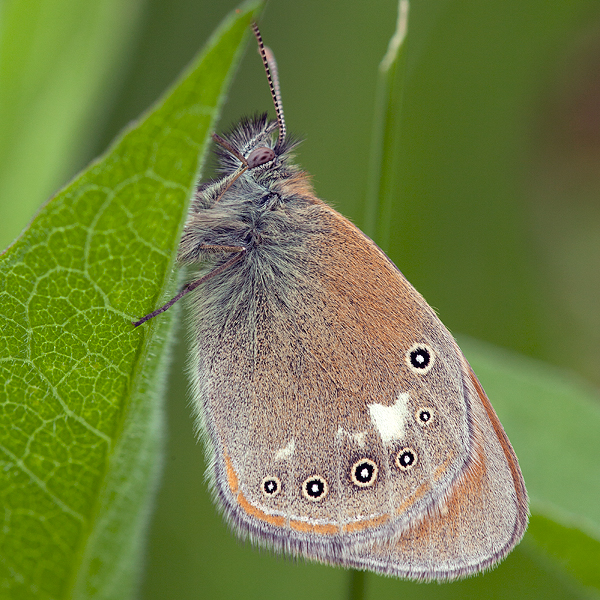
364;0;409;252
348;570;366;600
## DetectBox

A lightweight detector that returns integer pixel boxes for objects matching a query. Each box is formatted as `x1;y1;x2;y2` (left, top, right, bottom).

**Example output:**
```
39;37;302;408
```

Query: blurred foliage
0;0;146;251
1;0;600;599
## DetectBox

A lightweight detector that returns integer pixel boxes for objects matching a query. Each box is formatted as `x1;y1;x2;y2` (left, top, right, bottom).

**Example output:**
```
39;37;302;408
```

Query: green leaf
0;2;262;598
524;515;600;598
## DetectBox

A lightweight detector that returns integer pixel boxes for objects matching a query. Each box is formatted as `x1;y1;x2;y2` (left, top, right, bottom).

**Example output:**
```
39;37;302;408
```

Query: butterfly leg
132;244;246;327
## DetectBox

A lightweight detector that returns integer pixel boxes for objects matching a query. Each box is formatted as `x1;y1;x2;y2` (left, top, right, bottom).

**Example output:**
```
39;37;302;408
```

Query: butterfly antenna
252;22;286;149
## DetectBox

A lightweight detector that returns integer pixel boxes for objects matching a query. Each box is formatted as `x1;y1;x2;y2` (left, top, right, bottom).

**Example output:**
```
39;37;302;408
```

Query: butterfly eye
396;448;417;471
302;475;328;501
416;407;433;425
350;459;378;488
247;146;275;168
261;476;281;497
406;344;435;374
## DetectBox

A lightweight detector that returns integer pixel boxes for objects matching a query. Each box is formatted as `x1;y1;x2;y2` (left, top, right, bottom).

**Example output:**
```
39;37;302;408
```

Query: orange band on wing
224;453;239;494
468;367;526;501
223;451;413;537
465;362;528;533
290;520;340;535
343;513;390;533
395;481;431;516
388;432;488;554
237;492;286;527
433;450;456;481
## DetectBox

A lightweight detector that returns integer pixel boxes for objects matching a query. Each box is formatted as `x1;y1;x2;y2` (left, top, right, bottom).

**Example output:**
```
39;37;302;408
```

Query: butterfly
134;23;528;581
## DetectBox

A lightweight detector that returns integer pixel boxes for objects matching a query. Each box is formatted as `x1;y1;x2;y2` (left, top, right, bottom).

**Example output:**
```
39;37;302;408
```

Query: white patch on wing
368;392;410;444
335;428;367;446
352;431;367;446
274;439;295;461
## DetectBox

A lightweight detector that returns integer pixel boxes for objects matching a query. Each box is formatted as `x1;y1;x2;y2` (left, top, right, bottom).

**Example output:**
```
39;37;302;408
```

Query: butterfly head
214;113;299;178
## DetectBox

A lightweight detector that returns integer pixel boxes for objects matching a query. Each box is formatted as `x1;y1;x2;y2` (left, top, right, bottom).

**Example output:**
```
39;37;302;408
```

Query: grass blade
363;0;409;250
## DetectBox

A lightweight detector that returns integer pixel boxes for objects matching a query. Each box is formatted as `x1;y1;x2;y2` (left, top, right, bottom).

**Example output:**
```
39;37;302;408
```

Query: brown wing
194;197;482;561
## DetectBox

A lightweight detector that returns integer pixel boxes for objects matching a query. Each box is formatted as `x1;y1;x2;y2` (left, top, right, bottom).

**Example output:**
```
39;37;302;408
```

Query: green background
2;0;600;598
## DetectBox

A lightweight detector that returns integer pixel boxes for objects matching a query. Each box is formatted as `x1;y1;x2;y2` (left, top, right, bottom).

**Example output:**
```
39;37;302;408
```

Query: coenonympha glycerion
134;23;528;581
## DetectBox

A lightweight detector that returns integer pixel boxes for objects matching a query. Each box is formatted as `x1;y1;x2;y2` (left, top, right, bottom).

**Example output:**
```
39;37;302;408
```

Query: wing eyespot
416;407;434;425
261;476;281;497
406;343;435;374
302;475;328;501
395;448;417;471
350;458;378;488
